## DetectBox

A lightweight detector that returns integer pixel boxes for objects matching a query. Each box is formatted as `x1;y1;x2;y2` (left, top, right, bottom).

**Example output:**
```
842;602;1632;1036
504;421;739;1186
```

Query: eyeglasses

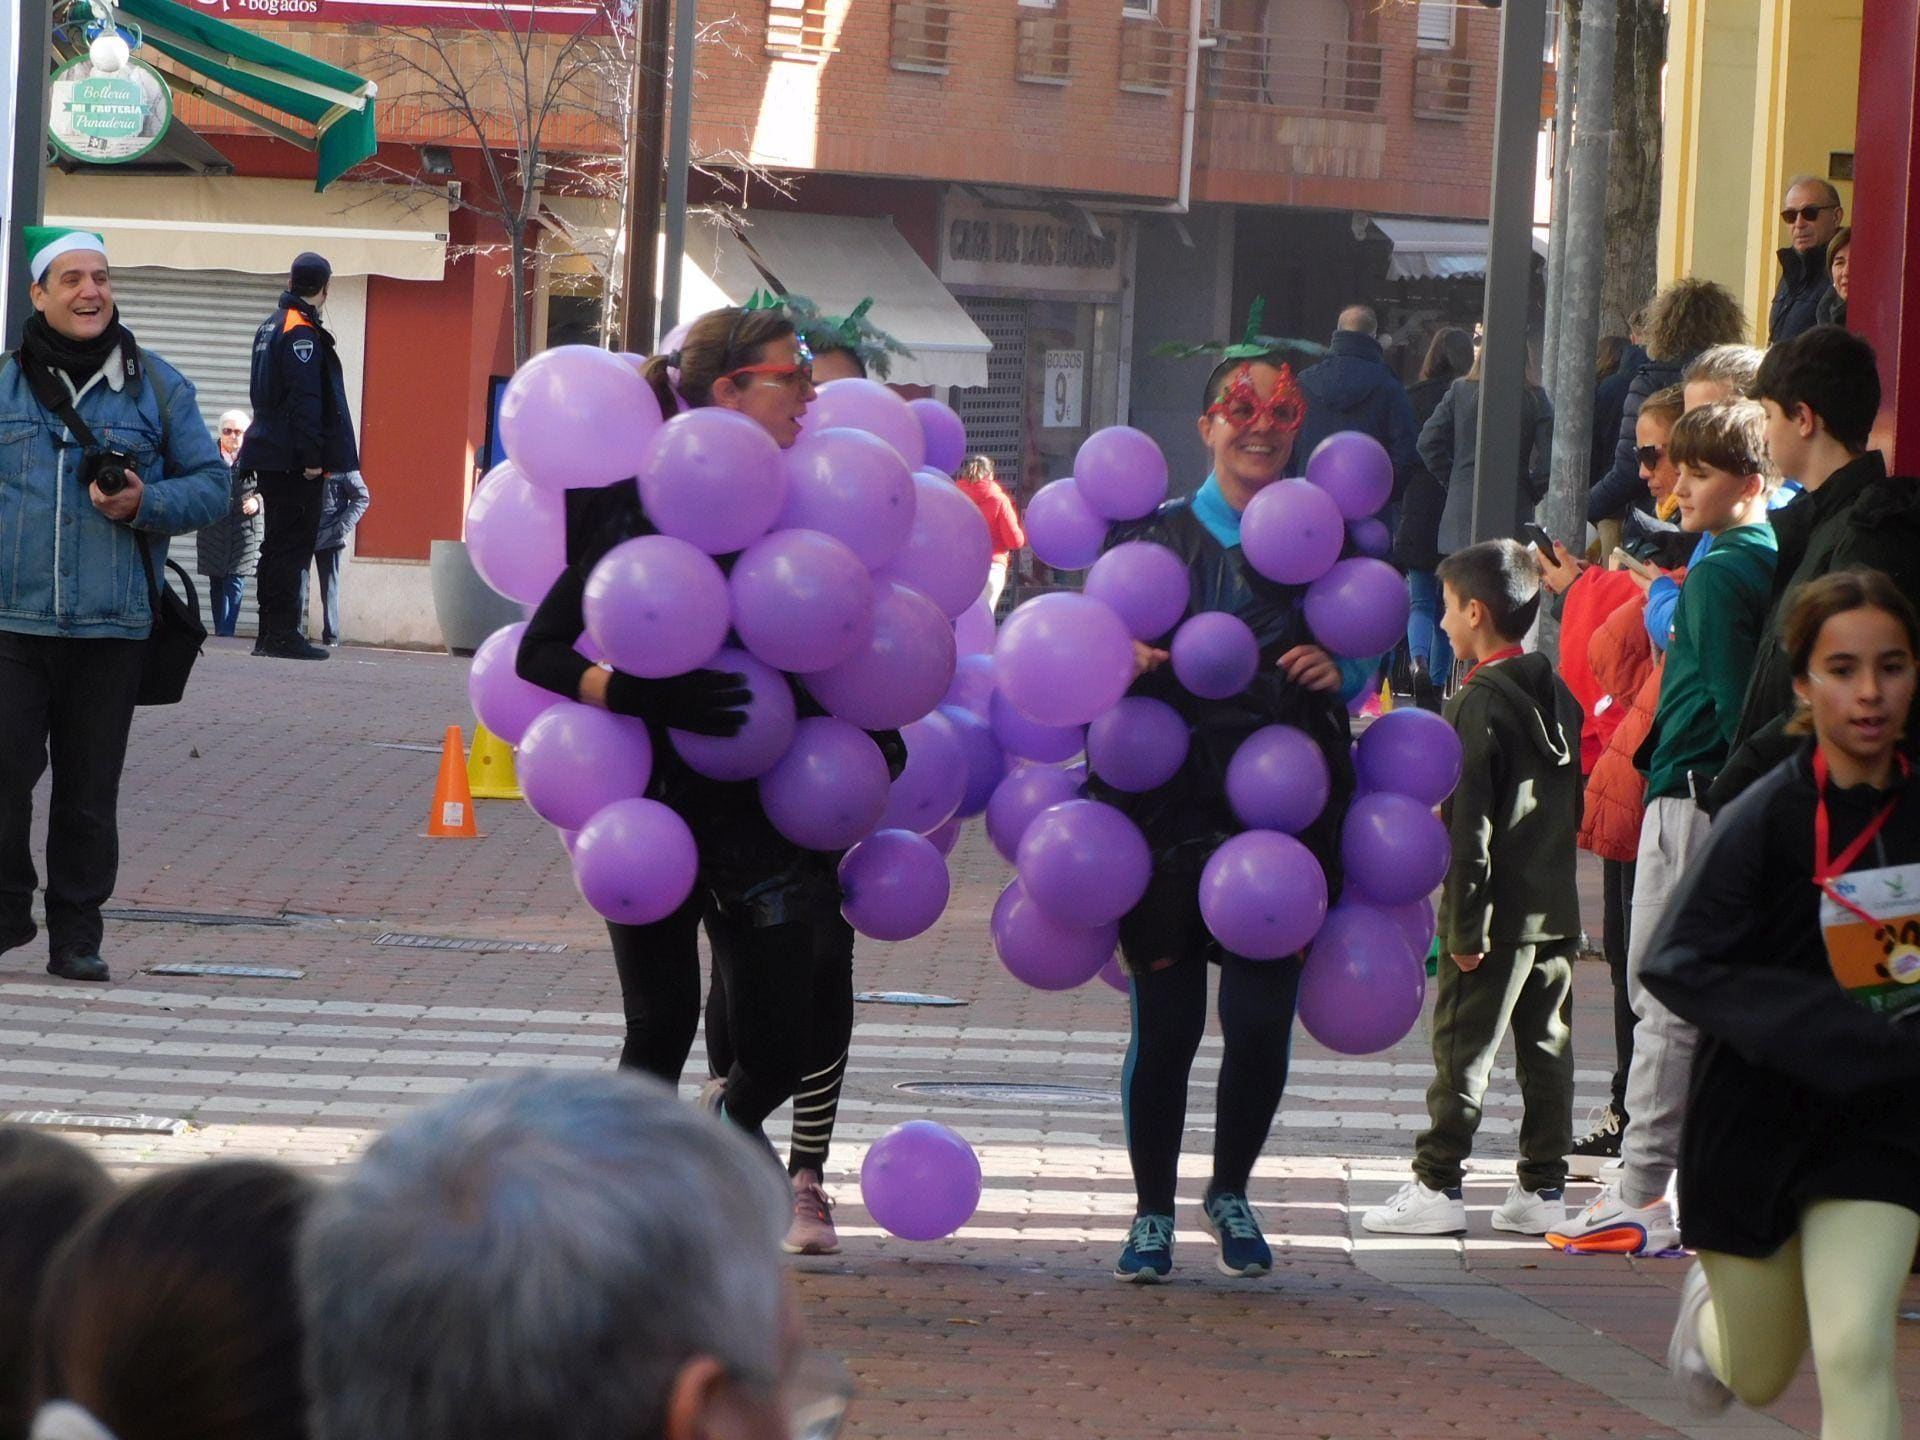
1206;363;1305;434
219;427;244;435
1781;204;1836;224
1635;444;1667;468
723;359;813;390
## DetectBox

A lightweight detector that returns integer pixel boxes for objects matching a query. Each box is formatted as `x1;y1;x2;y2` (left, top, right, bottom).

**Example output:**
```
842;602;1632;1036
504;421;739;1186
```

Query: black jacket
1391;374;1455;571
234;292;358;475
1589;344;1646;490
1086;499;1355;893
1587;353;1689;524
1290;332;1421;500
1770;242;1835;344
194;457;263;579
1641;746;1920;1256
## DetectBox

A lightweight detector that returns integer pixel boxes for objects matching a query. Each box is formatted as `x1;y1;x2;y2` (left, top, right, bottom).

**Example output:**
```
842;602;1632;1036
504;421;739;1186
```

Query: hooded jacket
1769;241;1835;344
1438;651;1583;954
1291;331;1421;499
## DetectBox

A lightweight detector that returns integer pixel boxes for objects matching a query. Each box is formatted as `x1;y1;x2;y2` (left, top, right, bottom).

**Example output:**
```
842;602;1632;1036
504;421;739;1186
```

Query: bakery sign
184;0;609;30
940;191;1125;298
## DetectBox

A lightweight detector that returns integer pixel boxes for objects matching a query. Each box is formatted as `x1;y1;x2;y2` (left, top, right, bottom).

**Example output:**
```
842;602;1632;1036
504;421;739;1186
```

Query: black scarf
16;309;140;417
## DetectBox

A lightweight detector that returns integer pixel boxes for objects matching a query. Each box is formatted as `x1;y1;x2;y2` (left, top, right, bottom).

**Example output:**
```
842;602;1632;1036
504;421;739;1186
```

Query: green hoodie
1438;651;1584;955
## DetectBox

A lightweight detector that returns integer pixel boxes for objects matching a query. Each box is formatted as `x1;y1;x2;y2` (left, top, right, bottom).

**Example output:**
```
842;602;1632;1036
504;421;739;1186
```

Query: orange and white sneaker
783;1168;840;1255
1545;1185;1680;1255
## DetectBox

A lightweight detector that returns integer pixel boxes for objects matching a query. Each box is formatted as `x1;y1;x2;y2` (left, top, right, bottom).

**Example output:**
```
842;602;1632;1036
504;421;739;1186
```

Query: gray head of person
299;1071;808;1440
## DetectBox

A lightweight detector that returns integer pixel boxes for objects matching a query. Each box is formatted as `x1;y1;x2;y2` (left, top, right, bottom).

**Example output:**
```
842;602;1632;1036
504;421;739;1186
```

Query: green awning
114;0;378;190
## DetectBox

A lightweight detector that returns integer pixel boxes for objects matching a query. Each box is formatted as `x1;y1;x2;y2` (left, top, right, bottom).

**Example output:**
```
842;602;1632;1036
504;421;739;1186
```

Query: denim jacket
0;348;229;639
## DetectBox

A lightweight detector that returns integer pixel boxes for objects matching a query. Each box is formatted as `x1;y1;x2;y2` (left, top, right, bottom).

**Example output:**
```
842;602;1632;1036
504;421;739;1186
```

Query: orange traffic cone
426;724;480;838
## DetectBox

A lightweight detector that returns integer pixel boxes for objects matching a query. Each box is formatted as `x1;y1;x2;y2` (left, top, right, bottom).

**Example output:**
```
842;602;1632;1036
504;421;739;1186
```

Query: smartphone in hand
1610;547;1656;578
1520;522;1556;554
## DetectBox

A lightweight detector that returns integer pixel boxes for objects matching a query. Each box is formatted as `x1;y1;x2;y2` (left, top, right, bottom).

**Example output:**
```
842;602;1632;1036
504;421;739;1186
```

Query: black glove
606;668;751;737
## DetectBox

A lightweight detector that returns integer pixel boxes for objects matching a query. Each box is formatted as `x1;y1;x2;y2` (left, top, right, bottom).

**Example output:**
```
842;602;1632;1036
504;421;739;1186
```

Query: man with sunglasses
1770;176;1845;344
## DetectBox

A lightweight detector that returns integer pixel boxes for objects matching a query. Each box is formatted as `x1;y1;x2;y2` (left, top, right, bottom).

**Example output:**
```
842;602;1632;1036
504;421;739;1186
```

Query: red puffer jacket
1558;567;1648;774
1578;573;1682;862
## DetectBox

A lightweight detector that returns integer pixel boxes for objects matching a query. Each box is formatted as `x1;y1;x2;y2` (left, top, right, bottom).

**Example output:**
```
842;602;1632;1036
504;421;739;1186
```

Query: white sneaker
1490;1181;1568;1235
1667;1262;1734;1415
1545;1184;1680;1254
1362;1179;1467;1235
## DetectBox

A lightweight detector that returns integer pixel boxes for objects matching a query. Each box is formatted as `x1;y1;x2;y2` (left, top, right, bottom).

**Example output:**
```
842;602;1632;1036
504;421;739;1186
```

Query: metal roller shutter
952;296;1026;482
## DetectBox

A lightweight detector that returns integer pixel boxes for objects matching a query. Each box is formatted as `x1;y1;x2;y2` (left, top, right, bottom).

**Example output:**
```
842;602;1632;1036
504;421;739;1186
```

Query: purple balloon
1305;557;1412;658
1024;478;1109;571
466;462;567;605
1341;791;1450;905
1226;725;1332;834
879;713;967;835
1073;426;1168;521
467;622;558;746
940;704;1007;819
1306;431;1394;520
1084;541;1190;642
636;408;787;555
1198;830;1330;960
989;687;1085;763
1363;894;1438;958
943;653;995;717
803;582;956;729
1298;905;1427;1054
779;428;918;569
668;647;797;781
1016;799;1151;927
1240;477;1344;587
909;398;967;475
859;1119;981;1240
1171;611;1260;700
583;535;731;679
499;345;662;492
994;592;1136;728
839;829;952;941
758;717;891;851
517;703;655;831
927;817;962;855
991;879;1117;990
984;764;1084;863
806;378;928;470
1348;516;1393;559
954;595;997;657
571;798;698;925
1098;955;1131;993
729;528;875;674
1086;696;1189;793
876;472;993;618
1354;707;1465;807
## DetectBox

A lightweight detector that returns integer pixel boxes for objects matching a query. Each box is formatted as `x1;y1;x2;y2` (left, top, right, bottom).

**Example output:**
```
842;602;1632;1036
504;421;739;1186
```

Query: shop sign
185;0;609;31
1043;350;1085;429
48;52;172;166
941;191;1124;298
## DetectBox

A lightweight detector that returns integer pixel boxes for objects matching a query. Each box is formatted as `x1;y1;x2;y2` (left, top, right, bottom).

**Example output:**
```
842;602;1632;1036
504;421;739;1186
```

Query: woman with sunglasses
1090;339;1363;1283
517;304;867;1257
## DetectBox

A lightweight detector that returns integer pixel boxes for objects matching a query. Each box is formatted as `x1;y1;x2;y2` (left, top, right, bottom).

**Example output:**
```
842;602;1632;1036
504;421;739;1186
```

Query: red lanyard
1812;747;1906;925
1464;646;1524;684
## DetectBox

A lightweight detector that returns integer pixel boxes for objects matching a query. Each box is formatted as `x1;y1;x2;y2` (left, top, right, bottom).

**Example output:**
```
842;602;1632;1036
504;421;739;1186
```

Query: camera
82;448;137;497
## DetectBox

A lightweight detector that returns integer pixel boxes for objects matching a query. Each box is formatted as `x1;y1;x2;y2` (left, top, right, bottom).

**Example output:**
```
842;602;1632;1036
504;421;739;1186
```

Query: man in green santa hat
0;228;228;982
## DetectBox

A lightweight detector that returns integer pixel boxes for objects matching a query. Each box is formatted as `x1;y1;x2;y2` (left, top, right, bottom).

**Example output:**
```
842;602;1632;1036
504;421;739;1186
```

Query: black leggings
607;894;705;1083
1601;856;1636;1113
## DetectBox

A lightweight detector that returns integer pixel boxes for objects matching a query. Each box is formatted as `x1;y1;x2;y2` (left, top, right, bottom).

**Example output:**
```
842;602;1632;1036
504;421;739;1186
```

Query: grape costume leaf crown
1150;297;1326;369
740;290;915;380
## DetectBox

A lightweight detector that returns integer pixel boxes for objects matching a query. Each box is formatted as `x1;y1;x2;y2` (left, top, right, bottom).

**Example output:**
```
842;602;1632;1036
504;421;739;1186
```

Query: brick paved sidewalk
3;638;1913;1438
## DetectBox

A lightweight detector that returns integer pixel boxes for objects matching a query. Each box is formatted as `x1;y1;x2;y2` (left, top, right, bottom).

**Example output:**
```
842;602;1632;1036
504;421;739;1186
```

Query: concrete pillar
1658;0;1761;295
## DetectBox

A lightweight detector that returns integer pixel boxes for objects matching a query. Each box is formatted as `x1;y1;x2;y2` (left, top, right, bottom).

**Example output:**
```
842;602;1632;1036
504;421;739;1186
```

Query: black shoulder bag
48;373;207;706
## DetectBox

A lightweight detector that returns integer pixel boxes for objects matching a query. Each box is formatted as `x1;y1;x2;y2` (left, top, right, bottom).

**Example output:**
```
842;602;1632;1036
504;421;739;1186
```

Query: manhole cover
147;964;306;980
4;1110;187;1135
374;932;568;954
894;1080;1117;1107
105;908;292;927
855;991;967;1007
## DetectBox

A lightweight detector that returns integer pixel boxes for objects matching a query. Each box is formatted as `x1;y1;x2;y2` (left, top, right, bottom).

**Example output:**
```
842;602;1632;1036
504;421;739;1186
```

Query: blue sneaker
1114;1213;1175;1282
1202;1190;1272;1277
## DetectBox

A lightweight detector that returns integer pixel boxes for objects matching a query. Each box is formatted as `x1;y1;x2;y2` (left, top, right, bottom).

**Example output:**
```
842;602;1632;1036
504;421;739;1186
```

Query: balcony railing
1016;13;1072;85
1205;31;1384;115
892;0;956;73
1412;51;1479;120
766;0;833;59
1118;21;1182;94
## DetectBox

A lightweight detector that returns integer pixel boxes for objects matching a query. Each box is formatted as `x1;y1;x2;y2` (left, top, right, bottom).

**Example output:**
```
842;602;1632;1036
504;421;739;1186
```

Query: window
767;0;833;58
1416;0;1456;50
892;0;955;71
1016;9;1072;82
1123;0;1157;17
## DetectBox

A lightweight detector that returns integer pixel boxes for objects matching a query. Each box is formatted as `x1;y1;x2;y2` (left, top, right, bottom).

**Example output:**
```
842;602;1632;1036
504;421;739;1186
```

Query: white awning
1371;216;1551;281
44;172;448;281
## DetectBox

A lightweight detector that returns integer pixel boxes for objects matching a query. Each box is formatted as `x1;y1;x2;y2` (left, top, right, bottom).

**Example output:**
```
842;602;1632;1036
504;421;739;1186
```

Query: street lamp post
3;0;53;348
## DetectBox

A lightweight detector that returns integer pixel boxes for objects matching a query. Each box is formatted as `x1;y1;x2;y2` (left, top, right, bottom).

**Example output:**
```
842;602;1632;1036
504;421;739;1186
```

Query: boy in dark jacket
1362;540;1582;1239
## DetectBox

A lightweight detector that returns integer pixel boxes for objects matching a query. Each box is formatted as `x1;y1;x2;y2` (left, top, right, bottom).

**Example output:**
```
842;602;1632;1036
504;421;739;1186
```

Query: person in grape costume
1096;311;1359;1282
518;303;897;1257
780;293;914;384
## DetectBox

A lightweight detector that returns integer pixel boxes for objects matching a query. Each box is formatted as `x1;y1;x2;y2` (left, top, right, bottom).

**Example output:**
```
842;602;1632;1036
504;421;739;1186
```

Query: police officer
237;252;357;660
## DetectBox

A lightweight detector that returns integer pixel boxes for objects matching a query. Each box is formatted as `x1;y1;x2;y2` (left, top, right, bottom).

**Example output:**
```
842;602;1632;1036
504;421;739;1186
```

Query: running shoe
696;1077;727;1117
783;1168;841;1256
1114;1212;1176;1283
1545;1185;1679;1254
1490;1182;1567;1235
1361;1179;1467;1235
1667;1262;1734;1415
1567;1102;1626;1179
1201;1190;1273;1277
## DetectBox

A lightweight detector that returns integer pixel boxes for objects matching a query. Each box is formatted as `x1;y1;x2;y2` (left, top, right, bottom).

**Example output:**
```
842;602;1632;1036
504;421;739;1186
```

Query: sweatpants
1694;1200;1920;1440
1620;795;1713;1207
1413;940;1576;1194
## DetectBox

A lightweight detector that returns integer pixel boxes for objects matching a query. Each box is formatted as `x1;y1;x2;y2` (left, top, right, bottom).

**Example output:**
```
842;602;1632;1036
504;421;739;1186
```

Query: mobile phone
1520;522;1556;554
1610;547;1656;578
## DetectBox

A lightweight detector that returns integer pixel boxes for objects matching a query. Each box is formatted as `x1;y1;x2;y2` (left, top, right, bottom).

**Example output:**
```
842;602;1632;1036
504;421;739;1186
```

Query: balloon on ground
860;1120;982;1240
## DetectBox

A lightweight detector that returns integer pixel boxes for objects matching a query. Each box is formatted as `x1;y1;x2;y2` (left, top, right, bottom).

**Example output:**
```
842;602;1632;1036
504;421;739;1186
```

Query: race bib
1819;860;1920;1018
